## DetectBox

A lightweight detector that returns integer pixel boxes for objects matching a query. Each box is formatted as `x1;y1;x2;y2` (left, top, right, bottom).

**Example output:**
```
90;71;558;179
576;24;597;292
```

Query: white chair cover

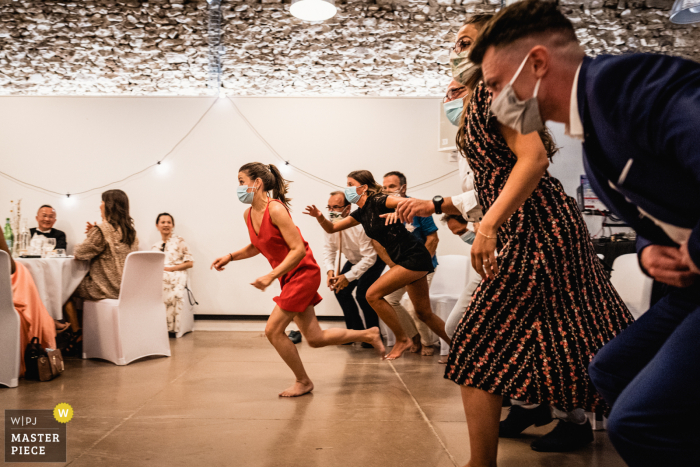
175;274;195;338
0;251;20;387
610;253;654;320
83;251;171;365
429;255;469;355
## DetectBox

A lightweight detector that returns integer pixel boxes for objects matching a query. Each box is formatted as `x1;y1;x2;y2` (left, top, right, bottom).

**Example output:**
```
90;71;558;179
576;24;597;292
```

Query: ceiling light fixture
670;0;700;23
290;0;337;22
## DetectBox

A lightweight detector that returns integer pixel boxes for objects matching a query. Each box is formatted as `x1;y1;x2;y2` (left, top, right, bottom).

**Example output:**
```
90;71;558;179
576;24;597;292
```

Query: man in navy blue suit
471;1;700;465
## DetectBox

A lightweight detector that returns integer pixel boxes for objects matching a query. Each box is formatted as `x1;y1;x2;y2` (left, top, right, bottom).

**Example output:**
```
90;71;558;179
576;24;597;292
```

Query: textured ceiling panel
0;0;697;96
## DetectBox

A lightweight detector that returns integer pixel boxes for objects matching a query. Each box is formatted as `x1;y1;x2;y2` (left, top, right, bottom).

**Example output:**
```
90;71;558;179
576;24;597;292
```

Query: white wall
0;96;466;316
0;96;613;316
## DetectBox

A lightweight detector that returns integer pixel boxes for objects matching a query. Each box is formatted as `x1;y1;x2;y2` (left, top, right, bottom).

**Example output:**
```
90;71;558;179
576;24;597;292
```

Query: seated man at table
30;205;67;250
1;235;59;377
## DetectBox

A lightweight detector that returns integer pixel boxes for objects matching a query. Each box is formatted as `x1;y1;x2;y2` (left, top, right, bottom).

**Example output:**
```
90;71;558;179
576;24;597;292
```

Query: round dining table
16;257;89;320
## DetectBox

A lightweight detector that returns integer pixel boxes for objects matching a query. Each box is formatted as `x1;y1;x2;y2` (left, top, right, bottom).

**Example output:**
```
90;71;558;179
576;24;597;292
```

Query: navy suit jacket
578;54;700;270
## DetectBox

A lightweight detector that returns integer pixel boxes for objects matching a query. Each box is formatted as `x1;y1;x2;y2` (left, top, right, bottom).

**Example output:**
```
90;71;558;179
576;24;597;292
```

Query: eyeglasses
452;37;472;55
327;205;346;211
444;85;468;103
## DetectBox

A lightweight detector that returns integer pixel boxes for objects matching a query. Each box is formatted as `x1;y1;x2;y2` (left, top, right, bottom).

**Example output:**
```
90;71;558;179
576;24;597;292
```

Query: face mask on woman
490;53;545;135
237;182;258;204
450;49;480;86
460;230;476;245
344;186;364;205
328;211;344;222
443;98;464;127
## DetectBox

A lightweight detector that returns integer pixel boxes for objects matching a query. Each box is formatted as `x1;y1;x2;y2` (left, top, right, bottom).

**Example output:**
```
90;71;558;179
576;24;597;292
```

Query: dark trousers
334;258;385;331
589;286;700;467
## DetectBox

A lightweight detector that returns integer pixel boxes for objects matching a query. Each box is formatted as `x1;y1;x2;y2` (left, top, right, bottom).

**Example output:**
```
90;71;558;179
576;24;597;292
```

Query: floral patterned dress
444;84;633;414
152;235;193;333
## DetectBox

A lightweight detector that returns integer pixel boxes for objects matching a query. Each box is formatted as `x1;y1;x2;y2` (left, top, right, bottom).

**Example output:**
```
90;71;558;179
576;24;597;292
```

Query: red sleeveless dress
246;200;322;313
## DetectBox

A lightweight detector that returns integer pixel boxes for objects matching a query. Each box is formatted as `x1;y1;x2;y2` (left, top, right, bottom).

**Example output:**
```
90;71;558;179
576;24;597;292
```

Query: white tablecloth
16;258;89;320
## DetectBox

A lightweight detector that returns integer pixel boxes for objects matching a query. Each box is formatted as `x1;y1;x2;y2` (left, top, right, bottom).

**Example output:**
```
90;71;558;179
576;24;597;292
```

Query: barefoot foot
279;380;314;397
421;345;435;357
365;327;385;358
385;337;413;360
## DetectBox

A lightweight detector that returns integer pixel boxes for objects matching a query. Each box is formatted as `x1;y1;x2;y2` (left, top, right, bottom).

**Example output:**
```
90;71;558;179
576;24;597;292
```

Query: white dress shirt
452;156;484;223
565;63;584;141
322;223;377;282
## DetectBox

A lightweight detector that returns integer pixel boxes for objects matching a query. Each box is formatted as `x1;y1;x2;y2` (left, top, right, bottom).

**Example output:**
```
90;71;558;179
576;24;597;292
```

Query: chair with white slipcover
610;253;654;320
83;251;171;365
0;251;20;388
175;275;196;338
427;255;469;355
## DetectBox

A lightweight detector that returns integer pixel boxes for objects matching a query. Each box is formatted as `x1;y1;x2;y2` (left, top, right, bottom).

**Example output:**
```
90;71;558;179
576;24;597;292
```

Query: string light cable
0;98;218;198
226;96;458;191
0;96;458;197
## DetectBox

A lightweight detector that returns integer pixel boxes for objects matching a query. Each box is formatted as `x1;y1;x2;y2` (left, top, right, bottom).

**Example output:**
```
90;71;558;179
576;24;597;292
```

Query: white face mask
490;53;545;135
450;49;481;86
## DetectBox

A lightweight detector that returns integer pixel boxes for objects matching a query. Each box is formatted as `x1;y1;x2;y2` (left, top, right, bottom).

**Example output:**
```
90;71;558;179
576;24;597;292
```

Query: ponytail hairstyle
347;170;384;199
455;13;559;161
239;162;292;209
102;189;137;247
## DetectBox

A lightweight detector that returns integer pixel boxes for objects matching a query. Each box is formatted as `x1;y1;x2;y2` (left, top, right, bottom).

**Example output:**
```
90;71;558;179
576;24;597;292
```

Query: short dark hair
470;0;577;65
156;212;174;226
383;171;407;187
38;205;54;212
441;214;468;225
329;191;350;207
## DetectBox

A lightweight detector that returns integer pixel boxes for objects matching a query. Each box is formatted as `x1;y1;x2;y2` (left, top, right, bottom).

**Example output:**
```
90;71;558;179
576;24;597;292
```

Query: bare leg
265;307;312;397
366;266;428;360
294;305;384;357
64;301;80;332
460;385;502;467
406;277;451;345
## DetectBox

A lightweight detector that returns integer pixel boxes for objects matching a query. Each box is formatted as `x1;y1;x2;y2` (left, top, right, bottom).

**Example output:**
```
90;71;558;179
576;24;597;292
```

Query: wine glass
42;238;56;258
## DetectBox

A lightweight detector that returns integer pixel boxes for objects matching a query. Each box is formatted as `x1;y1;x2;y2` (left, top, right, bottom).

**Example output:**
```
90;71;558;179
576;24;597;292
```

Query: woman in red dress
211;162;384;397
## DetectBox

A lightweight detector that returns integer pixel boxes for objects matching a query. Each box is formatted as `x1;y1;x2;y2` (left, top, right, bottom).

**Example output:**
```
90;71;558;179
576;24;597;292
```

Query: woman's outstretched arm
211;243;260;271
303;204;360;233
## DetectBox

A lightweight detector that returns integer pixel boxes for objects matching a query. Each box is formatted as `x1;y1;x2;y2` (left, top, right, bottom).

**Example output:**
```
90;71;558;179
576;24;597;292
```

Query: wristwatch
432;195;444;215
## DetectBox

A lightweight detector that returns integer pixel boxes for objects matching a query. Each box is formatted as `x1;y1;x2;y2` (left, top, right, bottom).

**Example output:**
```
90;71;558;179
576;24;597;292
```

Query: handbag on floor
24;338;64;382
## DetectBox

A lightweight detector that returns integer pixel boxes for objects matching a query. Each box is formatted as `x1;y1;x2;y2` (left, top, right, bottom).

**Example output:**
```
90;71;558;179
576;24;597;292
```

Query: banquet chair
83;251;171;365
427;255;470;355
610;253;654;320
175;275;196;338
0;251;20;388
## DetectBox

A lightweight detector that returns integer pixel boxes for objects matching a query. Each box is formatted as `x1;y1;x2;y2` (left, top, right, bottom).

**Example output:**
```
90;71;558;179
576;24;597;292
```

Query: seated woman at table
64;189;139;334
1;235;58;377
151;213;193;335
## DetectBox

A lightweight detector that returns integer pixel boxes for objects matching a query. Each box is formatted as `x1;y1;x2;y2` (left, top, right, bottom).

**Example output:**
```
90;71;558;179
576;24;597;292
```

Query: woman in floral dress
152;213;193;334
396;16;634;467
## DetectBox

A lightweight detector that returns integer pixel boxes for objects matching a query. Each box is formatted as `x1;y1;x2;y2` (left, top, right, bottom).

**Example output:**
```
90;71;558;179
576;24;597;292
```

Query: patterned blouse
74;222;139;301
151;235;193;267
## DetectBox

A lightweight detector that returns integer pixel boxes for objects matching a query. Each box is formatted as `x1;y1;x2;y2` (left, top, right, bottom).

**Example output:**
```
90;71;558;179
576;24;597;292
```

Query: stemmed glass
42;238;57;258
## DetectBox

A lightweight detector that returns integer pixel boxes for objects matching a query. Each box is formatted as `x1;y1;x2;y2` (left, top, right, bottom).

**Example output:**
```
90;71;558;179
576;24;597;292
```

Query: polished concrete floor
0;331;626;467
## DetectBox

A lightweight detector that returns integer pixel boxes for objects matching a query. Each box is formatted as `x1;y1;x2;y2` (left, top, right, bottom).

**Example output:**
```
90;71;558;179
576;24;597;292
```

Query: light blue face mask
460;230;476;245
443;98;464;127
237;184;257;204
344;186;364;205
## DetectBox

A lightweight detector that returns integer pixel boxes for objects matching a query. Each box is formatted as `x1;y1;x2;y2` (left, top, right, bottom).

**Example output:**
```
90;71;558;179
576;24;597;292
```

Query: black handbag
24;337;64;381
24;337;48;381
